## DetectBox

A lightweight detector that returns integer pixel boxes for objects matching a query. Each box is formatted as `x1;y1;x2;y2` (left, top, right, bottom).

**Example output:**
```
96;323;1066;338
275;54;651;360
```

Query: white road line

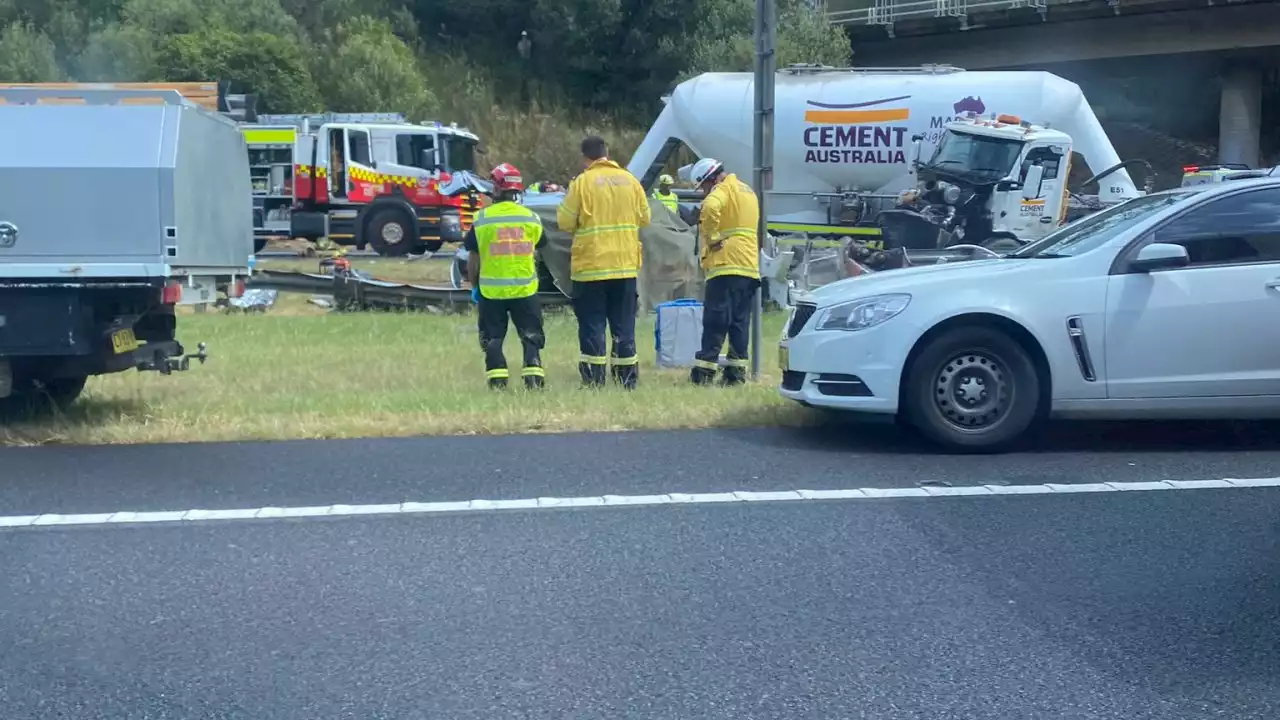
2;476;1278;530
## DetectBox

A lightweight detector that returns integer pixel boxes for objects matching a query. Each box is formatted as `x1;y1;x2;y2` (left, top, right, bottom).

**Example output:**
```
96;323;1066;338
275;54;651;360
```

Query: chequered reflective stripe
580;354;608;365
486;368;510;379
296;164;328;178
349;165;418;188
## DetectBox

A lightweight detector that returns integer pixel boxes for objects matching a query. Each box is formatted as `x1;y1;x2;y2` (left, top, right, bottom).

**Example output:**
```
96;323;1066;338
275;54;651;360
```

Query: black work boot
690;366;717;386
524;374;545;390
611;364;638;390
487;377;508;390
720;366;747;387
579;362;605;388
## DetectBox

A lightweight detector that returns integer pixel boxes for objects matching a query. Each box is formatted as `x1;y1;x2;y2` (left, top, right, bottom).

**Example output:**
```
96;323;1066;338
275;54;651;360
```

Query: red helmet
489;163;524;192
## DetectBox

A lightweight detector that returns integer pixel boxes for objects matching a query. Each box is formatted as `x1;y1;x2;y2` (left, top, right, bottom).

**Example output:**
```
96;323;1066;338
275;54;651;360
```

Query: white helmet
689;158;724;188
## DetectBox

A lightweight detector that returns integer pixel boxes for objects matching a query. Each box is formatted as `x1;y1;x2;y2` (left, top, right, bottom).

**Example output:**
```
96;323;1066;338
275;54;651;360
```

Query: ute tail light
161;281;182;305
1182;165;1199;173
229;277;246;299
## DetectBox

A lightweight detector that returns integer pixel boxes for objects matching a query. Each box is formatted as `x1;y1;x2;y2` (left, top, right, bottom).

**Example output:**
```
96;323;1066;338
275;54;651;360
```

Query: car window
1011;192;1195;259
1153;187;1280;266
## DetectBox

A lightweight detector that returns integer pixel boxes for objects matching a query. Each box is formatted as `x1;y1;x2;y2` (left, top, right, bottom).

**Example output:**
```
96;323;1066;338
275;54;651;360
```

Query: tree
680;0;850;80
77;22;156;80
0;23;63;81
154;26;322;113
311;17;436;119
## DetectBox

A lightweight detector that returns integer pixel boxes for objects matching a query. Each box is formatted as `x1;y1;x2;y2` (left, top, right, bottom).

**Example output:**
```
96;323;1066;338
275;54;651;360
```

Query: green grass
0;309;814;446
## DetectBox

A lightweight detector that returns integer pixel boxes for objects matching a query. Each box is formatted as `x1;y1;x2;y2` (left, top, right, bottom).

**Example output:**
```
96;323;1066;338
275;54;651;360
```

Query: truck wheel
902;326;1040;452
38;376;87;409
366;209;416;257
0;375;87;414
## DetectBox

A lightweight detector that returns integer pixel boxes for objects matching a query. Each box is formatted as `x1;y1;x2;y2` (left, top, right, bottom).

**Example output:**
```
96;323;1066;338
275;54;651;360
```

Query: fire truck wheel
366;208;416;257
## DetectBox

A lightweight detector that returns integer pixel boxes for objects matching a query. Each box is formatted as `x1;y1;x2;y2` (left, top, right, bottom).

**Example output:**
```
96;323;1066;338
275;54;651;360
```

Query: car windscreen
444;136;477;173
926;132;1023;182
1010;192;1200;259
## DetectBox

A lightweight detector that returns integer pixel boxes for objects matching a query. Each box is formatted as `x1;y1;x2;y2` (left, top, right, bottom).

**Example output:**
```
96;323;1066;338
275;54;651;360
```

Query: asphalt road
2;424;1280;718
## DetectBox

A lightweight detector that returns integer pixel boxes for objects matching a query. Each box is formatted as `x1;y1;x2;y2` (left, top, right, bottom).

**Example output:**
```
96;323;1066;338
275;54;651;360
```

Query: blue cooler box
654;299;703;368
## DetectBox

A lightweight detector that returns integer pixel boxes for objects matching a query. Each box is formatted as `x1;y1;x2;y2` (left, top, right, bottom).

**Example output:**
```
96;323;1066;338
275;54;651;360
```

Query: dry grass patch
0;310;813;446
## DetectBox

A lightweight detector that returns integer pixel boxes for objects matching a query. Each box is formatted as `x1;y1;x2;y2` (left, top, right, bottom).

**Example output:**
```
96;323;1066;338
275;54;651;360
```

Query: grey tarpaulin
525;197;703;312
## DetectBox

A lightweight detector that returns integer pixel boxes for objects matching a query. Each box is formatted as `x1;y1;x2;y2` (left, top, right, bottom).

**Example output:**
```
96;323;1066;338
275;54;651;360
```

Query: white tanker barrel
628;68;1138;208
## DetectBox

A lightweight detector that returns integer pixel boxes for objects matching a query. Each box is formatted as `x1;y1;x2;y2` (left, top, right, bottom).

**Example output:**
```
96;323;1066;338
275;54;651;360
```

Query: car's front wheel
902;326;1040;452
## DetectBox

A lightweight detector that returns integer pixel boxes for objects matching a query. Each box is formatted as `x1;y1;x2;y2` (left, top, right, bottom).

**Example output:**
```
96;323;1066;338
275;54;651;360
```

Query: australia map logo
953;96;986;115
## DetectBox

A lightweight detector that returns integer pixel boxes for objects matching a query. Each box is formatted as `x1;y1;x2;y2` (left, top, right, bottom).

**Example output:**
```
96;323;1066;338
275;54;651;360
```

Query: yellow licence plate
111;328;139;354
778;344;789;371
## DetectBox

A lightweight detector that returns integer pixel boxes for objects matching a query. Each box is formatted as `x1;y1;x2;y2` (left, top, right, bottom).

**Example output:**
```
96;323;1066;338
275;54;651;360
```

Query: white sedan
778;177;1280;451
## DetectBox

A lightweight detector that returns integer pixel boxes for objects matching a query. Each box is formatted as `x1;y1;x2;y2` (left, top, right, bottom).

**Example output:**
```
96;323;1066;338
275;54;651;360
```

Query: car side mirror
1129;242;1190;272
1021;164;1044;200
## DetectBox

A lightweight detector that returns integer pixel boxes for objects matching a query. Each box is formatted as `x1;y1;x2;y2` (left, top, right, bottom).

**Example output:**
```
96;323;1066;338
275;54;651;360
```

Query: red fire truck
254;112;488;256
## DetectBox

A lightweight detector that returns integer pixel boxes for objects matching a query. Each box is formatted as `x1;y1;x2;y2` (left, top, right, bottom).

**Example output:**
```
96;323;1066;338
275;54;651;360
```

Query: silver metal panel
0;103;166;264
0;89;252;278
172;104;255;269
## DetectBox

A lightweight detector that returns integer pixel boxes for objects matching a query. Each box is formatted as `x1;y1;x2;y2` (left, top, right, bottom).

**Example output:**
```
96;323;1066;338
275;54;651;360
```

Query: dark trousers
572;277;638;388
478;295;545;389
692;275;759;386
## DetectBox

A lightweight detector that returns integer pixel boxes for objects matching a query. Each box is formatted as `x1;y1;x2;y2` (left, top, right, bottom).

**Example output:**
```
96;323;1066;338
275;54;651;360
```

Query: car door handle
1267;279;1280;290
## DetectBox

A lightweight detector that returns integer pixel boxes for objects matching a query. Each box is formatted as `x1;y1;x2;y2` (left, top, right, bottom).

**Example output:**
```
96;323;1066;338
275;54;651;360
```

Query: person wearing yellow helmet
651;174;678;214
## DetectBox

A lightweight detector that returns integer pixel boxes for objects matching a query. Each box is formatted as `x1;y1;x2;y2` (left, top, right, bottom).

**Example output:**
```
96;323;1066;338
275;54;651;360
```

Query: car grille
787;303;816;338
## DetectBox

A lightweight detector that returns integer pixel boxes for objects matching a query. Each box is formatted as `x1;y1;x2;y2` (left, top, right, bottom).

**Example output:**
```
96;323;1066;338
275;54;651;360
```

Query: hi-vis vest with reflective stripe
652;189;678;213
699;173;760;280
474;201;542;300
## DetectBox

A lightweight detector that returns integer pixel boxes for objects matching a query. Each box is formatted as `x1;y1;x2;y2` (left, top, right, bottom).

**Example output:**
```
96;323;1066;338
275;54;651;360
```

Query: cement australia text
803;125;908;164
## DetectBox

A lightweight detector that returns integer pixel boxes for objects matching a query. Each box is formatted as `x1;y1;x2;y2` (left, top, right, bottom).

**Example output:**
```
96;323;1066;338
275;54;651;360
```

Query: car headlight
814;293;911;332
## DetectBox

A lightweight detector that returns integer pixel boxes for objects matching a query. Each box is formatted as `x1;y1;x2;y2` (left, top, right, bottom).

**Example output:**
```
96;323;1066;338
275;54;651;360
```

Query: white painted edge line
3;476;1279;530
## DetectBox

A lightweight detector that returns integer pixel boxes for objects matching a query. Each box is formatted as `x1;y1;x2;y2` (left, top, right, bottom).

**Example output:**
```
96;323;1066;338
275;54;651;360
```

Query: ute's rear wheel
0;375;87;415
902;326;1040;452
366;208;419;257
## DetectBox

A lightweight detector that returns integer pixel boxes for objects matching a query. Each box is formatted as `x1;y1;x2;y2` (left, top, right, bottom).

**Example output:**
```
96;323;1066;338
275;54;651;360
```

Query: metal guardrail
828;0;1088;26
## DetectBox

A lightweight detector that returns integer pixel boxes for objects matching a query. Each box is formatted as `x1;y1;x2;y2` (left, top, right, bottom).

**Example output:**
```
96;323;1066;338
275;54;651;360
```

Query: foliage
0;0;851;177
0;23;63;82
311;16;434;121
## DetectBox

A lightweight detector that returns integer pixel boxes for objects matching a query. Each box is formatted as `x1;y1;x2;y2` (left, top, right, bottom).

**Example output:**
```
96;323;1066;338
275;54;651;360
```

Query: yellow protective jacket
557;159;651;282
699;173;760;280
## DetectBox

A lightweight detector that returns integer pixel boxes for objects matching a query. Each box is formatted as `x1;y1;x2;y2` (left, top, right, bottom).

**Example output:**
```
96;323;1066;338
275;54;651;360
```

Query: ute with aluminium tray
0;87;253;409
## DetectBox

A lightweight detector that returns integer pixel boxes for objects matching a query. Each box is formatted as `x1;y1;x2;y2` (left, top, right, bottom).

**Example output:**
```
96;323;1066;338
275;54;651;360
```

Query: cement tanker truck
627;65;1147;251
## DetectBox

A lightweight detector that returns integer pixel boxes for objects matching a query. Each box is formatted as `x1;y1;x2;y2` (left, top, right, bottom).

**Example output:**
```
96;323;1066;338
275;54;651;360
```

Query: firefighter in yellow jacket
556;136;651;389
688;157;760;387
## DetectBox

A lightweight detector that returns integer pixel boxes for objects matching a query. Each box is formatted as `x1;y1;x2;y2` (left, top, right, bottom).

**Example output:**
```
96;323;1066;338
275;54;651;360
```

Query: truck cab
913;114;1072;250
281;114;486;256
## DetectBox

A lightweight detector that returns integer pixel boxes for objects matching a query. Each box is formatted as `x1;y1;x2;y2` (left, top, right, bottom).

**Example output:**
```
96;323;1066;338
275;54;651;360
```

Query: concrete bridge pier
1218;62;1262;168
